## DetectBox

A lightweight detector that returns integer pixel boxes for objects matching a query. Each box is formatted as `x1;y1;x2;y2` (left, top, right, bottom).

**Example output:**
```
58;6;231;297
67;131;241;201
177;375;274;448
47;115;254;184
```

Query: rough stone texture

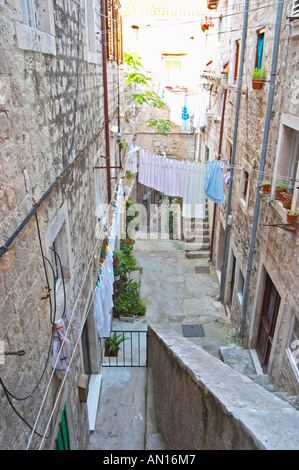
148;325;299;450
0;1;123;450
203;0;299;395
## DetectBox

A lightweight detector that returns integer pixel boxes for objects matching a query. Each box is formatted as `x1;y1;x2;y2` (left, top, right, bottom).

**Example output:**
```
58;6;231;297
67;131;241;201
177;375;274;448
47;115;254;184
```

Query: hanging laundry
205;160;224;203
93;180;123;338
182;96;190;131
52;318;71;378
182;162;206;218
127;141;139;174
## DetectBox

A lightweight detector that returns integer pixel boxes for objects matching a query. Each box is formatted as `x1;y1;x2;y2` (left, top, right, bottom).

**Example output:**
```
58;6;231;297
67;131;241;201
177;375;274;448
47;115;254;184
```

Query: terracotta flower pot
262;184;271;193
275;188;287;200
252;79;263;90
105;343;119;357
286;213;298;223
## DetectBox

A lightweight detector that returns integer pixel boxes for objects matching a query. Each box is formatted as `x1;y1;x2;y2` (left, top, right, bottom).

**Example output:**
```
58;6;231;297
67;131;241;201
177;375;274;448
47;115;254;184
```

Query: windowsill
15;21;56;55
239;197;248;214
260;192;299;230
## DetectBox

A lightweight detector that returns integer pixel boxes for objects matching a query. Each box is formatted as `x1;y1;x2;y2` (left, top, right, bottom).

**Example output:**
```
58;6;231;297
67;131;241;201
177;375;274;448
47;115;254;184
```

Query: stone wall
0;1;123;449
203;0;299;394
148;325;299;450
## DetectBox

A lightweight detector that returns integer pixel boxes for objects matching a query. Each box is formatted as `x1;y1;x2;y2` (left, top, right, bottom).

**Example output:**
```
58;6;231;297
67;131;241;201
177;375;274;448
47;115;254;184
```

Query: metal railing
102;330;148;367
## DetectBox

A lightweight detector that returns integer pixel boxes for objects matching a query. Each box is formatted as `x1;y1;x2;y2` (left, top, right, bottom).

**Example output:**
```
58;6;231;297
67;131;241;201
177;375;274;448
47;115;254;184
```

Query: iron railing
102;330;148;367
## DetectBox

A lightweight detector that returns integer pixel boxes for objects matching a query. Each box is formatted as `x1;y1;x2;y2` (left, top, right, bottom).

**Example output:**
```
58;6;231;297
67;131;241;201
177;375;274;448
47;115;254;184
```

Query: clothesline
93;179;124;339
137;148;225;218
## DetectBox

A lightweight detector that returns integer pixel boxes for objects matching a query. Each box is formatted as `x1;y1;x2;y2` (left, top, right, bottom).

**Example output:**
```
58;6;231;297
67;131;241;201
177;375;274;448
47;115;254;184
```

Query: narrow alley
89;237;241;450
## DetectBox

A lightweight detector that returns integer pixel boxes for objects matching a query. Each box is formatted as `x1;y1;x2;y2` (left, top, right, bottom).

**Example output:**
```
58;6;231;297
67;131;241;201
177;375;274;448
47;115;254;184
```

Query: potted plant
260;180;271;193
275;182;288;200
286;210;299;223
105;332;127;357
281;192;293;210
251;68;266;90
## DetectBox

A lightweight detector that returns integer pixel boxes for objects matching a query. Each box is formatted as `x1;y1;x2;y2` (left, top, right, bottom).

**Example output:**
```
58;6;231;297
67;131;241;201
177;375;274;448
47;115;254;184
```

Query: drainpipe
219;0;249;301
101;0;112;203
240;0;284;337
210;87;227;261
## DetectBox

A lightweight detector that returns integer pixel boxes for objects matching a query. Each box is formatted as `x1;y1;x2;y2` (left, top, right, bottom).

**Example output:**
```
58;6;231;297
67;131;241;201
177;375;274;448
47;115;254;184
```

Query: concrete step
220;346;299;411
185;250;211;259
185;242;211;251
184;232;210;243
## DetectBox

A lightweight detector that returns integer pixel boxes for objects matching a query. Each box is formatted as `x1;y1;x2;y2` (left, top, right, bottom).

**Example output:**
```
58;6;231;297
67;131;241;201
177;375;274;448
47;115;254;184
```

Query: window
237;268;244;304
105;0;123;64
256;272;280;372
292;0;299;18
54;404;70;450
205;145;210;162
51;222;71;293
17;0;56;54
229;251;236;306
255;28;265;71
240;169;250;207
287;315;299;380
47;203;72;317
21;0;38;28
272;115;299;213
234;39;241;84
162;54;187;87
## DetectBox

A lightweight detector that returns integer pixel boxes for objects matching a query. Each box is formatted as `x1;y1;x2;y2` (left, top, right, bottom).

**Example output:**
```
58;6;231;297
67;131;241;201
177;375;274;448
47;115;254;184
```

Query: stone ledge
148;324;299;450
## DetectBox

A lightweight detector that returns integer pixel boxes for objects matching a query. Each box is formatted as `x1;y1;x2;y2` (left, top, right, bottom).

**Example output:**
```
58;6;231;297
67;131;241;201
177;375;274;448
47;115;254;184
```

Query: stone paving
88;238;242;450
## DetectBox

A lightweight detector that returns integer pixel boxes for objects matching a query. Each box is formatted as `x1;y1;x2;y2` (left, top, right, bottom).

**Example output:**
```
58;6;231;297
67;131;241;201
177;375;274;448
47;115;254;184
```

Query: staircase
219;345;299;411
184;200;210;258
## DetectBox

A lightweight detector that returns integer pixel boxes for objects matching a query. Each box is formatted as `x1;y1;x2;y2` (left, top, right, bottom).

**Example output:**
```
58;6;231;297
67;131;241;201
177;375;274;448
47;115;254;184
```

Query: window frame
234;39;241;84
286;314;299;382
16;0;56;55
240;168;250;210
272;114;299;214
237;268;245;305
255;27;265;71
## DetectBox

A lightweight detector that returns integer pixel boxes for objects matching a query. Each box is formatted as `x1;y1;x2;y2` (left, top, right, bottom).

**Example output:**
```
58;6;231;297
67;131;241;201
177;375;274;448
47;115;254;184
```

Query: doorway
256;272;281;373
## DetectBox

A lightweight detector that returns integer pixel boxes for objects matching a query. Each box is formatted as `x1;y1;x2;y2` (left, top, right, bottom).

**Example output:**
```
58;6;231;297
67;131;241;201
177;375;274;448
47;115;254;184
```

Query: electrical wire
25;168;126;450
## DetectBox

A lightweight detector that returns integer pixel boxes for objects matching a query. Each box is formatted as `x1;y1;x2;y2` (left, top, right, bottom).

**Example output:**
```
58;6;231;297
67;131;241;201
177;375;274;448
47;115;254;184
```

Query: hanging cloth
182;96;190;131
182;162;206;218
205;160;224;203
52;318;71;377
127;141;139;174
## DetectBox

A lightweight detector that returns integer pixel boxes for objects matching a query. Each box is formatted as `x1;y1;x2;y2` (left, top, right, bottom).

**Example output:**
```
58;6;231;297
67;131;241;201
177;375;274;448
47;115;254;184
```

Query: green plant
276;182;288;191
114;279;146;317
113;246;137;278
287;210;298;216
251;68;266;79
148;118;171;135
105;332;127;352
261;180;271;186
124;50;165;116
120;139;126;151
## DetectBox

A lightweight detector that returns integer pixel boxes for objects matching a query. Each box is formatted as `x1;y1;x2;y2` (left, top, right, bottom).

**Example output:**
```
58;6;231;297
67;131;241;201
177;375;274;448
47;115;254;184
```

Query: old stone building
0;0;124;449
200;0;299;394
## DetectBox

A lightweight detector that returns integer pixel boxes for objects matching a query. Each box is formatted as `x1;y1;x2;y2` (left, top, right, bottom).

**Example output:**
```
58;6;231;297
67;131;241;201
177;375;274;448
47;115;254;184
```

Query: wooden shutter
107;0;113;61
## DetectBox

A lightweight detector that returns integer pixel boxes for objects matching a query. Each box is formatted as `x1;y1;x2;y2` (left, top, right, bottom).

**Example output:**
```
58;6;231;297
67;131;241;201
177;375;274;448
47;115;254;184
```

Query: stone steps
219;345;299;411
183;204;211;258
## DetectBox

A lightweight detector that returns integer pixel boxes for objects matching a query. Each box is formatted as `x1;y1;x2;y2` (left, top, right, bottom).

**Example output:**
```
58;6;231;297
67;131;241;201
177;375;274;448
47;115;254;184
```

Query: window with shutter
292;0;299;18
107;0;114;61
